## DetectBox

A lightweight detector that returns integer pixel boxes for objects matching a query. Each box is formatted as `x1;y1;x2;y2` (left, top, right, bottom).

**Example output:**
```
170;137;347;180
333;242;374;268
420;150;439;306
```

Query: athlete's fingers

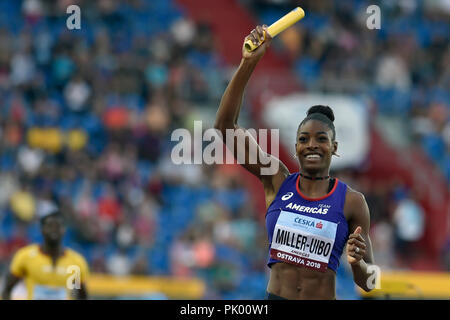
255;25;264;40
353;248;365;256
349;232;364;238
355;243;366;251
347;243;366;254
349;252;364;260
353;247;366;256
250;29;262;43
246;31;257;45
348;233;365;242
347;238;366;249
347;237;365;244
348;246;366;258
347;228;368;265
348;227;363;240
262;25;271;40
245;30;256;44
347;239;366;252
348;243;365;255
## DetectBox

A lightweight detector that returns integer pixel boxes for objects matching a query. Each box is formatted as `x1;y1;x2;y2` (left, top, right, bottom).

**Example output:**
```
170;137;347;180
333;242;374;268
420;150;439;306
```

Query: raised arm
214;25;269;131
214;25;289;204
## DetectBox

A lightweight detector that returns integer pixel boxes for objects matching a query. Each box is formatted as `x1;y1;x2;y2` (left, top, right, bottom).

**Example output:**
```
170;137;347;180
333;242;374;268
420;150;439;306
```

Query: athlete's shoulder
14;243;40;257
286;172;299;180
276;171;298;188
345;184;367;204
10;244;40;268
343;184;370;220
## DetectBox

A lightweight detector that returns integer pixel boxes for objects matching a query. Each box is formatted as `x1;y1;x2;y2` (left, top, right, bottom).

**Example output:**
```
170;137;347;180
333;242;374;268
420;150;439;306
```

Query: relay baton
244;7;305;52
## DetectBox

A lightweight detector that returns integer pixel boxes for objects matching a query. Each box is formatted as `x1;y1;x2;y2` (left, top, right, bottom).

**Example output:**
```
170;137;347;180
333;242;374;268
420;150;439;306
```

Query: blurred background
0;0;449;299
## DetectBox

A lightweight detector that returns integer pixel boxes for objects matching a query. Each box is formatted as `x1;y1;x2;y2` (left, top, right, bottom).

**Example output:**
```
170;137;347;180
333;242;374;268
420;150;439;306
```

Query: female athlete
214;25;375;300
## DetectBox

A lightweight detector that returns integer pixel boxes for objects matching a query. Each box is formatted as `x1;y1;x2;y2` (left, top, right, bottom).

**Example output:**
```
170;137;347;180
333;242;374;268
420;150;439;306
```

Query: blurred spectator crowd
0;0;449;300
0;0;267;299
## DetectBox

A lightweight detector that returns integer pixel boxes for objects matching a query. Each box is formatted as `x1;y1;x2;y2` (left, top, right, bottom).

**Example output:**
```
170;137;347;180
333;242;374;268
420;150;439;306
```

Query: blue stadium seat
422;134;446;163
294;57;321;88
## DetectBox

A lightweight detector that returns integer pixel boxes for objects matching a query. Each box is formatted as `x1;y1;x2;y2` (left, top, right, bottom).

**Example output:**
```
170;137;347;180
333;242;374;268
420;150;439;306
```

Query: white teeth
306;154;320;159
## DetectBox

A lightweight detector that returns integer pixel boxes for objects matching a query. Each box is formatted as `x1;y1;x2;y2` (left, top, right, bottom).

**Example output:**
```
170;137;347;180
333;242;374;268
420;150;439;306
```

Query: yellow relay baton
244;7;305;52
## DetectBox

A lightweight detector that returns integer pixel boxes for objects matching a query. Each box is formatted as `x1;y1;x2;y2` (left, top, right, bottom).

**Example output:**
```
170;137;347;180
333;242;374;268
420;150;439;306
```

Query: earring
333;152;340;157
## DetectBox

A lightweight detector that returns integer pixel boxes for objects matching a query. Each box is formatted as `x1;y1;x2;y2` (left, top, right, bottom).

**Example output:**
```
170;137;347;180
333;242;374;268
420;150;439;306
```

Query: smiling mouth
304;154;321;160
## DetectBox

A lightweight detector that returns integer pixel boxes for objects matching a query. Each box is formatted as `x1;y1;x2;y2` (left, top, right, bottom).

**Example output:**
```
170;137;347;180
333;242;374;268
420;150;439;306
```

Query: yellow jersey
9;244;89;300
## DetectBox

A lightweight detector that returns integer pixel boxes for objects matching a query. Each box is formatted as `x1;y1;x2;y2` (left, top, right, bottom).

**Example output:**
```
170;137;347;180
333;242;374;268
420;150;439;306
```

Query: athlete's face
295;120;337;174
41;215;65;244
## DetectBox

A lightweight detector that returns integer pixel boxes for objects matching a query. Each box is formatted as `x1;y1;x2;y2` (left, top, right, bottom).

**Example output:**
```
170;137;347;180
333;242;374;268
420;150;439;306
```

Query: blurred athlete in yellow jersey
1;201;89;300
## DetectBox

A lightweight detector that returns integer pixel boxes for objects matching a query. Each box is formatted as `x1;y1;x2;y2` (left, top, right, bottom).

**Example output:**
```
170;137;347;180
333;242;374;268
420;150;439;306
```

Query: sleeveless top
265;173;349;273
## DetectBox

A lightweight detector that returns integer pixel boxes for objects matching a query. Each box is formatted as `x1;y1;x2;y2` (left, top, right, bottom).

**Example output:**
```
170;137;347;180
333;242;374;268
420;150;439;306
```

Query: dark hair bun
307;105;335;122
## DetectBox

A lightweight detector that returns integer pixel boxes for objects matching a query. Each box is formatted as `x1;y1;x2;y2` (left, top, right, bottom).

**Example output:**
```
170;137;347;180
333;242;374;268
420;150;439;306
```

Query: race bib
33;285;67;300
270;210;338;272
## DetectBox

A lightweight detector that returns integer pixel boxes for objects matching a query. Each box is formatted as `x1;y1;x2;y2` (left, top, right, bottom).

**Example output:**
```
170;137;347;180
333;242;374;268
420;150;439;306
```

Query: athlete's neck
298;170;331;198
299;172;330;180
40;242;64;259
